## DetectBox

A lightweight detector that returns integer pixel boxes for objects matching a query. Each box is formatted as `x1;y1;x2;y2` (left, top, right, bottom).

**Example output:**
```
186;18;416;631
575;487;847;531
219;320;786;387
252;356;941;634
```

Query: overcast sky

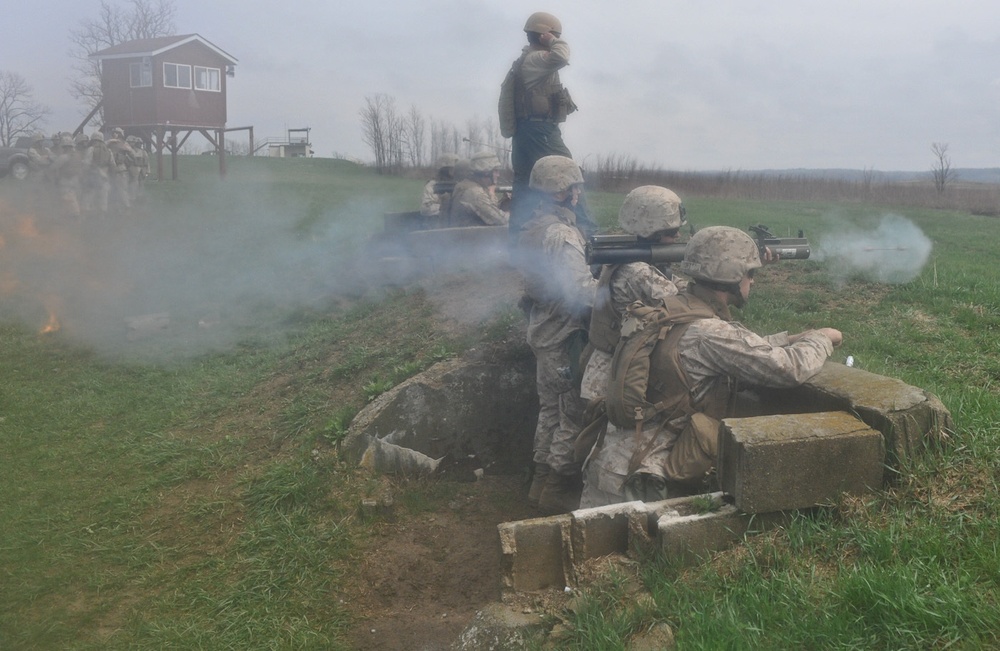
7;0;1000;171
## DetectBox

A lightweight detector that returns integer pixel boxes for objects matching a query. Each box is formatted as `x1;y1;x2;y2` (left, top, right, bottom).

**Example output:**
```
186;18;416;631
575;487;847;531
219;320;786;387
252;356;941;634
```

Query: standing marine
515;155;597;514
500;11;595;242
125;136;149;204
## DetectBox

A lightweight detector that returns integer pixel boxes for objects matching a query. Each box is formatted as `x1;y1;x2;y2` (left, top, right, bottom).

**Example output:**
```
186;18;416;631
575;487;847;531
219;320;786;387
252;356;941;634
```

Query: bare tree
931;142;955;194
404;105;426;168
429;121;442;165
68;0;176;126
359;95;389;171
0;71;51;146
359;93;405;173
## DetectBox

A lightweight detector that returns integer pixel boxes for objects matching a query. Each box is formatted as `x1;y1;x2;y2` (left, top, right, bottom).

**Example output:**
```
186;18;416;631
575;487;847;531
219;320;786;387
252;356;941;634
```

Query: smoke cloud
813;213;932;285
0;187;391;363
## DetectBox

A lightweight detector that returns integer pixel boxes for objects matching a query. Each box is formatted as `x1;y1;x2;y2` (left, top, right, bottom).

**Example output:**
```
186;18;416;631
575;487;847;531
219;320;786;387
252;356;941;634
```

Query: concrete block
758;362;954;469
718;411;885;513
499;515;573;592
657;504;790;566
571;501;647;562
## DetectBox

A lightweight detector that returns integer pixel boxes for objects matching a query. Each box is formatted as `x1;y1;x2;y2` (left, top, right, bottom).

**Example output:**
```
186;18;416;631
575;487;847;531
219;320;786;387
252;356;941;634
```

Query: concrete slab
758;362;953;469
718;411;885;513
658;505;790;566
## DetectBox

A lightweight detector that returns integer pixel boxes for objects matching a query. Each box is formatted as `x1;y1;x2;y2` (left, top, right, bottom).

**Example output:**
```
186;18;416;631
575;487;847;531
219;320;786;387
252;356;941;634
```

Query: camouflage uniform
518;199;596;475
27;134;52;179
420;154;458;222
85;132;114;216
450;180;509;227
580;263;679;402
107;133;133;214
126;136;149;203
50;136;88;219
420;179;445;218
451;152;509;227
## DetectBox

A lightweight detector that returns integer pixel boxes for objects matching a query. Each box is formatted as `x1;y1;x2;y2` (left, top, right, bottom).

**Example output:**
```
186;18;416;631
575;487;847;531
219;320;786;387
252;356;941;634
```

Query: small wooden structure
265;128;313;158
89;34;246;180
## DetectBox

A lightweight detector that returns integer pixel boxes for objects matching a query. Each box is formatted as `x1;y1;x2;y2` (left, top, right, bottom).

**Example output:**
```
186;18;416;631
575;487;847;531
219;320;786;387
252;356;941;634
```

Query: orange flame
40;309;61;334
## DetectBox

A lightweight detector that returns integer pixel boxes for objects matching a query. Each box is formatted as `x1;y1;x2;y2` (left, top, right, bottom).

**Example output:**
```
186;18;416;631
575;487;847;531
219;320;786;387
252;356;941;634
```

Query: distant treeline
579;154;1000;216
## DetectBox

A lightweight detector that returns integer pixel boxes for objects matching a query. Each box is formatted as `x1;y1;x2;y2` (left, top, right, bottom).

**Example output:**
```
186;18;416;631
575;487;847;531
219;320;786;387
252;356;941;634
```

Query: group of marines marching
24;127;150;220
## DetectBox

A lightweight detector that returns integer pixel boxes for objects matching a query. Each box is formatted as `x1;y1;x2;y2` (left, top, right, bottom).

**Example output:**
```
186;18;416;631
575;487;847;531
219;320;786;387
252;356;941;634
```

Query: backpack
498;57;523;138
605;295;715;430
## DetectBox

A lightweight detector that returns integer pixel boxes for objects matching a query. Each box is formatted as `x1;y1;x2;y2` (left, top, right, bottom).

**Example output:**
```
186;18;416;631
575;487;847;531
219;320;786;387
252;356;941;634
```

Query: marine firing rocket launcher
585;224;811;266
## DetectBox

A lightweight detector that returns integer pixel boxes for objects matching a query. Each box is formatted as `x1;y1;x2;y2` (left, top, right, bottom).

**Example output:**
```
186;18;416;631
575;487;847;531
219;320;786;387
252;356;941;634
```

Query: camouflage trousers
530;343;587;474
580;415;718;507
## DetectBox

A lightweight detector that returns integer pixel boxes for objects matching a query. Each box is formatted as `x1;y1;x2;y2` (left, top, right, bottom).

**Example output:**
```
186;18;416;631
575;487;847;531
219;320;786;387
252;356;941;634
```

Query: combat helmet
618;186;687;239
435;153;459;170
524;11;561;35
681;226;761;285
469;151;501;174
74;133;89;146
90;131;105;142
528;155;583;194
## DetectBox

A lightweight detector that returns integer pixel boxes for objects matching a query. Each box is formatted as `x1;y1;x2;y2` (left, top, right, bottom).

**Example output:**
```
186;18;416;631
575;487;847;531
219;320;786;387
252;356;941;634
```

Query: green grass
3;157;1000;649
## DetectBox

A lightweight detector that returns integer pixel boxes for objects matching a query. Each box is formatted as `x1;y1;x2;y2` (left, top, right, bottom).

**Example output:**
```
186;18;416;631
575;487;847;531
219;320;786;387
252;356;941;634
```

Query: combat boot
527;463;551;507
537;471;582;515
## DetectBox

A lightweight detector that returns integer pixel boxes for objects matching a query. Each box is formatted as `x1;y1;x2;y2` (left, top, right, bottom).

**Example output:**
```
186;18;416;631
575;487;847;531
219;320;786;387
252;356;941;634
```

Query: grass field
1;156;999;649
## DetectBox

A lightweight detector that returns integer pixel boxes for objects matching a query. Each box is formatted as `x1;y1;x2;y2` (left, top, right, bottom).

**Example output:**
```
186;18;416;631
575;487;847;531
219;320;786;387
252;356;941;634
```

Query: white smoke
813;214;932;284
0;187;393;362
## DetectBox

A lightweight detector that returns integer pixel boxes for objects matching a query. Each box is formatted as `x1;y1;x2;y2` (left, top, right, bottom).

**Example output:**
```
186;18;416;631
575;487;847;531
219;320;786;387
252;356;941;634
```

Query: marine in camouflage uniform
84;131;113;216
107;128;133;215
50;135;88;219
515;155;597;513
582;226;842;506
27;133;53;179
503;12;595;242
125;136;149;203
420;153;459;226
450;151;509;227
576;187;686;506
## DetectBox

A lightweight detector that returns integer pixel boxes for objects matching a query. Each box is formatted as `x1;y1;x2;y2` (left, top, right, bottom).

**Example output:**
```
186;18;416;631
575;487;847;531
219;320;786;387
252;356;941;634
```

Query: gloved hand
623;472;669;502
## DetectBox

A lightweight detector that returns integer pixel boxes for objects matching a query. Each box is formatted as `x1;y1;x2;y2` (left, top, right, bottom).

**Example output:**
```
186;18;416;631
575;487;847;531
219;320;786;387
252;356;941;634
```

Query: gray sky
7;0;1000;171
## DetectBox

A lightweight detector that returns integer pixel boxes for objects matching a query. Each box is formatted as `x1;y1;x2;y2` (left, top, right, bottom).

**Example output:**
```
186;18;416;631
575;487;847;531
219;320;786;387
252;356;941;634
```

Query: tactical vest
605;292;731;430
512;51;575;122
90;142;112;170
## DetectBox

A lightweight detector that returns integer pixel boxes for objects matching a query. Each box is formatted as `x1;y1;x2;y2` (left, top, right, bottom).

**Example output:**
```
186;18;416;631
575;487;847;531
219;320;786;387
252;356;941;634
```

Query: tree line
359;93;509;174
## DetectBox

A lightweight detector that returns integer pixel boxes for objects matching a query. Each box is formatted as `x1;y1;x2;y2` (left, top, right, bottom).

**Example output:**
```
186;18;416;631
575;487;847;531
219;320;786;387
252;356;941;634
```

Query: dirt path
344;263;539;649
343;476;539;651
